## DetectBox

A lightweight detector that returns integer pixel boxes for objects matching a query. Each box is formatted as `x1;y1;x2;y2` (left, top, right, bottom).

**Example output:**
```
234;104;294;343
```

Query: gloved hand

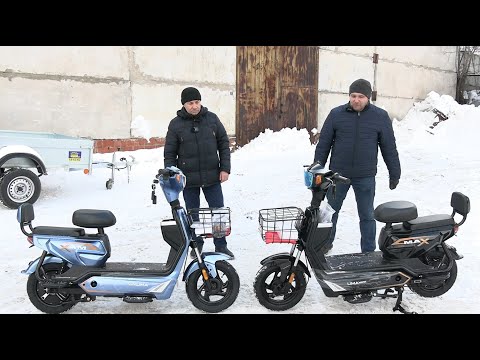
389;179;399;190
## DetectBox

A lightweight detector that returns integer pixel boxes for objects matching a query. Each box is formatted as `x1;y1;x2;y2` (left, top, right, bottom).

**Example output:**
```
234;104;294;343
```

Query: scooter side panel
77;240;191;300
378;225;453;259
33;234;109;267
78;272;180;300
314;268;411;293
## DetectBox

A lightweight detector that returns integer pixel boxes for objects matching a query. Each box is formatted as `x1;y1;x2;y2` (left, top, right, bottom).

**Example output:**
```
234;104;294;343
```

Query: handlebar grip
333;174;351;185
156;168;175;178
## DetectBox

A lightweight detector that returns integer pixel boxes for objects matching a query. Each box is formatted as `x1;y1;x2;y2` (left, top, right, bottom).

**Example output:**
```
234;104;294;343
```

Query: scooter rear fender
260;253;311;278
446;244;463;260
183;252;231;281
21;255;65;275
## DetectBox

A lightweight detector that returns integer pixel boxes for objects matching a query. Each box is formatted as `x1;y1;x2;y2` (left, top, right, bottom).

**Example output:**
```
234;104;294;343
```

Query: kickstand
378;288;395;299
393;287;417;314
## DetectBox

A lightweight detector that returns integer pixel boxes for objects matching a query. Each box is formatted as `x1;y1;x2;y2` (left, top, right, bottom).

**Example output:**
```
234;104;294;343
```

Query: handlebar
156;168;179;180
152;167;185;207
332;173;351;185
152;168;178;205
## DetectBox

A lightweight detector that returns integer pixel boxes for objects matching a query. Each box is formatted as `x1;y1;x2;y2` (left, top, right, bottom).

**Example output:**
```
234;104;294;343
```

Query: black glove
389;179;399;190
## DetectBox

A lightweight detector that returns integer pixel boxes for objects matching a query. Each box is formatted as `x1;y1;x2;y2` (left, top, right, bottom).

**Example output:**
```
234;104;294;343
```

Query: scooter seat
72;209;117;228
374;201;418;223
33;226;85;237
403;214;454;231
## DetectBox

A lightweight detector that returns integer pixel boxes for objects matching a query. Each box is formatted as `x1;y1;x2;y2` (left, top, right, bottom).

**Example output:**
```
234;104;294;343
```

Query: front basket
258;207;304;244
188;207;231;238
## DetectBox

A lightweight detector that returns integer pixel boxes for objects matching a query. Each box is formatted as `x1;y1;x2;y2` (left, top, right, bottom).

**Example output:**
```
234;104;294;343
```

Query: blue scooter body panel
32;234;109;267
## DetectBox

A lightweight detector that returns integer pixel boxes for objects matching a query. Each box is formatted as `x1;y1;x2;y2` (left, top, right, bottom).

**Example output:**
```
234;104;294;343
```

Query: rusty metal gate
236;46;319;147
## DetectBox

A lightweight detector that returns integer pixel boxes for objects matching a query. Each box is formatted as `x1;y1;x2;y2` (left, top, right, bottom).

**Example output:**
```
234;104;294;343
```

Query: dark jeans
326;176;376;253
183;183;227;247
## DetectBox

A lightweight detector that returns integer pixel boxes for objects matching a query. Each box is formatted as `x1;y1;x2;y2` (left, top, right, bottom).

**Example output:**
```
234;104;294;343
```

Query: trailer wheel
0;169;41;209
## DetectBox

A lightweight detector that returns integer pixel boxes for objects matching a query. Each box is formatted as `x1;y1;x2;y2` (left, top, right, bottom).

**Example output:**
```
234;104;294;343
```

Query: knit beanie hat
181;87;202;105
349;79;372;98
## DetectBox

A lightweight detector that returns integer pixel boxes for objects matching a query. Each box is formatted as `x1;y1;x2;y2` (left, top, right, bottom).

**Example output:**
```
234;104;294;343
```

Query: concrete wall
0;46;237;140
316;46;457;129
0;46;131;138
0;46;457;143
130;46;236;139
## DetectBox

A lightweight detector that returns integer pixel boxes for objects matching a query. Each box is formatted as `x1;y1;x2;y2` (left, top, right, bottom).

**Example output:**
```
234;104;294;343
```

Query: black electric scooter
253;162;470;314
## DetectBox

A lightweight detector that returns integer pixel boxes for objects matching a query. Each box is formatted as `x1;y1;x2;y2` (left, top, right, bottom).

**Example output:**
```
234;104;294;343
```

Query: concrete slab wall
0;77;131;138
130;46;236;138
0;46;129;78
0;46;458;143
316;46;457;130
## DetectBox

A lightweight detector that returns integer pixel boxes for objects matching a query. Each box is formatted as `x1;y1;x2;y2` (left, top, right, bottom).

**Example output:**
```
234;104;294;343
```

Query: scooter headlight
304;171;313;189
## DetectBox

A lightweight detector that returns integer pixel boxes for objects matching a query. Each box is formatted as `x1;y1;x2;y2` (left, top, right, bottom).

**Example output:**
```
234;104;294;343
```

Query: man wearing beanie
313;78;401;254
164;86;234;259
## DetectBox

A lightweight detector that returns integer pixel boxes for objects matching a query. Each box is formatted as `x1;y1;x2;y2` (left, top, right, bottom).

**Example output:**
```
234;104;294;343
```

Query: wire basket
188;207;231;238
258;207;304;244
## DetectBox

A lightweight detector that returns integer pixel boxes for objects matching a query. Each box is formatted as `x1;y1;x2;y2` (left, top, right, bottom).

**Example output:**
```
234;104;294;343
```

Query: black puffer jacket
164;106;231;188
314;102;401;180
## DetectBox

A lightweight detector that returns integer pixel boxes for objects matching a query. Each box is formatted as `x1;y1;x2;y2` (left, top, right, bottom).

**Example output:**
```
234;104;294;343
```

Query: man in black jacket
164;87;234;259
314;79;401;254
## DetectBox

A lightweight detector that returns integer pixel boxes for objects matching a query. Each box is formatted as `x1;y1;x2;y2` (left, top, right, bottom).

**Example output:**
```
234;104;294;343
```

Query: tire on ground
0;169;41;209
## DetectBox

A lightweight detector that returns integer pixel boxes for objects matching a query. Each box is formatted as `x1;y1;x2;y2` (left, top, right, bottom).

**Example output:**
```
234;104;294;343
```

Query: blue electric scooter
17;166;240;314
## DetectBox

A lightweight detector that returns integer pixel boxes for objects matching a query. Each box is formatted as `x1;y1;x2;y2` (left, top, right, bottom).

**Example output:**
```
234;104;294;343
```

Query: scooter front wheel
254;263;307;311
27;263;79;314
186;260;240;313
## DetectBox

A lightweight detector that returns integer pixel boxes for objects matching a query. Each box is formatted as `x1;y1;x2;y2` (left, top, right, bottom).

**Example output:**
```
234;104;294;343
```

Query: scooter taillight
27;236;33;245
453;225;459;234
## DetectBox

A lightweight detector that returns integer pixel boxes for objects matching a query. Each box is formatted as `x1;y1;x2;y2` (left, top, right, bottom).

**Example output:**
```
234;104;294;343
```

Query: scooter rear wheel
186;260;240;313
254;263;307;311
408;259;457;298
27;263;79;314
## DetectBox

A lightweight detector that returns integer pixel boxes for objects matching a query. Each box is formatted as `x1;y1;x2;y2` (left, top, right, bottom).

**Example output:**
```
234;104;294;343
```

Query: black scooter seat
33;226;85;237
403;214;454;231
72;209;117;228
374;201;418;223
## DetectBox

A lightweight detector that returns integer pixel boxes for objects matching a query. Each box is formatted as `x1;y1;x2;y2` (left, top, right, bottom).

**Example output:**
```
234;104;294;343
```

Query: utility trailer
0;130;133;209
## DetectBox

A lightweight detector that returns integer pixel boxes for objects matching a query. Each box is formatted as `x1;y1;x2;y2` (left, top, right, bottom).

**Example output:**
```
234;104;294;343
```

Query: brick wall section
94;137;166;153
94;137;237;153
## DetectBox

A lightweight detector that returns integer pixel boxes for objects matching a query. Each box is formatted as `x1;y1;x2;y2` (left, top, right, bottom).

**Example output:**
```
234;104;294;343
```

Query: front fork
286;247;307;291
183;252;231;289
259;246;311;293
